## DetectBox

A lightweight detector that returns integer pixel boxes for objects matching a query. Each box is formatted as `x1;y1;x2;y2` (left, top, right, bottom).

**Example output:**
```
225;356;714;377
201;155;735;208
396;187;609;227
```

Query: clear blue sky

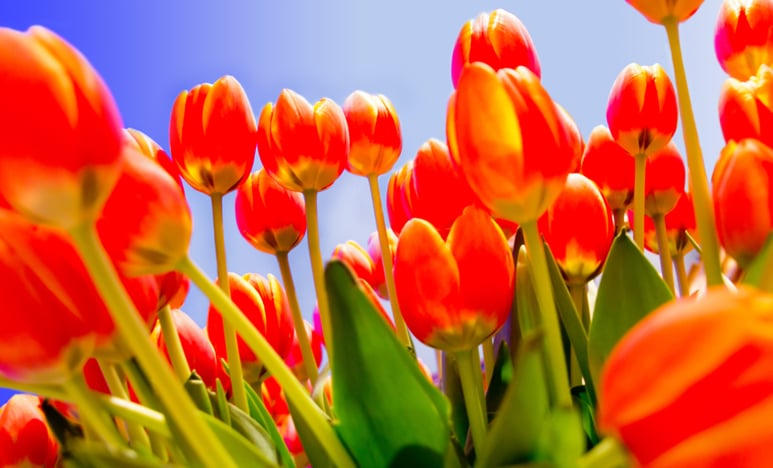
0;0;724;403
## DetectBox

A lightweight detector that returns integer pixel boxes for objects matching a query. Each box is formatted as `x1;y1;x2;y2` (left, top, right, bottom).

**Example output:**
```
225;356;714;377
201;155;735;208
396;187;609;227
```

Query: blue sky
1;0;724;403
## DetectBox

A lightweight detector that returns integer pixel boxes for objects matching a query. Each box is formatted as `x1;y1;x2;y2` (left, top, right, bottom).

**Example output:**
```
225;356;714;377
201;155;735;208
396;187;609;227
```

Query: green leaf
244;382;296;468
484;342;512;417
442;351;470;449
571;386;600;447
588;234;673;384
201;411;277;466
742;232;773;291
325;261;457;467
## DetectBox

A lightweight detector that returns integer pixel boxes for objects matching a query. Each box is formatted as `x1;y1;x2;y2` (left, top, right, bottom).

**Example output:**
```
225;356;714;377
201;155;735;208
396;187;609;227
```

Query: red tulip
626;0;704;25
715;0;773;80
0;394;59;467
243;273;295;364
331;240;377;289
367;229;397;299
581;125;636;213
451;9;541;88
151;309;218;389
169;75;257;195
0;26;124;228
343;90;402;176
394;206;514;351
644;142;686;217
257;89;349;192
719;64;773;149
386;161;417;234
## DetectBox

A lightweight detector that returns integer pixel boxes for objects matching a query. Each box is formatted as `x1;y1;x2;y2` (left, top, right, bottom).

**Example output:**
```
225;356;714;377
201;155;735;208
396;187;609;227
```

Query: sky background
1;0;725;404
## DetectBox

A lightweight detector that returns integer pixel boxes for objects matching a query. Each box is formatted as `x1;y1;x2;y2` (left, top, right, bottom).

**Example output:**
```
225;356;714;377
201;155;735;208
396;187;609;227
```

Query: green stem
0;378;68;401
97;393;171;438
277;251;319;385
674;252;690;297
482;339;495;387
68;223;234;468
157;305;192;382
633;153;647;251
455;349;487;450
211;193;248;413
521;221;572;409
653;214;676;295
97;360;152;452
577;437;633;468
177;256;356;468
663;18;724;287
569;283;589;331
63;374;127;450
367;174;414;353
303;190;333;361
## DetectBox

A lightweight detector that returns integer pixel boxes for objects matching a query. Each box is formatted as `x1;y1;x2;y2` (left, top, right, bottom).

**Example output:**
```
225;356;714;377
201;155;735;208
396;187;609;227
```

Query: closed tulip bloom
0;394;59;467
645;142;686;217
343;90;402;176
451;9;541;88
715;0;773;80
713;138;773;267
258;89;349;192
538;174;614;285
558;104;585;172
626;0;704;25
169;75;257;195
581;125;636;213
243;273;296;363
367;229;397;299
0;26;124;228
331;240;377;289
599;287;773;467
448;63;575;224
607;63;678;157
235;169;306;255
386;161;417;233
394;206;514;351
719;65;773;149
151;309;218;389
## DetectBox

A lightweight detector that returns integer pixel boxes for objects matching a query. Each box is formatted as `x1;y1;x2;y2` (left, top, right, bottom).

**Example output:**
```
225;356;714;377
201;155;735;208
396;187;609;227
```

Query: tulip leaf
742;233;773;291
442;351;470;448
571;386;600;447
485;342;513;417
325;261;458;467
201;410;277;466
588;234;673;384
243;382;296;468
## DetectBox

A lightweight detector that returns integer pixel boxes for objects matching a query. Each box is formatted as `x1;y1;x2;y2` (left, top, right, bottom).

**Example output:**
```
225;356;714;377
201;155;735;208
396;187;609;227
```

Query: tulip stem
674;252;690;297
633;153;647;251
211;193;248;413
613;208;627;235
521;221;573;409
277;251;319;385
653;214;677;295
157;305;192;382
68;222;235;468
303;190;333;361
663;18;724;288
177;255;356;468
0;378;68;401
97;360;152;452
455;348;487;450
367;174;414;354
569;283;589;331
578;437;633;468
97;393;171;438
63;374;127;450
482;339;495;387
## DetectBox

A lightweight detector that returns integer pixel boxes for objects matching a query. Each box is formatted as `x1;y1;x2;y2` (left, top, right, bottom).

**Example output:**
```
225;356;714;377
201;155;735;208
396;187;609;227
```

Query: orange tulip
394;206;514;351
644;142;686;217
151;308;218;389
581;125;635;213
719;64;773;149
715;0;773;80
599;286;773;467
626;0;704;25
257;89;349;192
606;63;678;157
713;138;773;267
0;26;124;228
367;228;398;299
386;160;417;234
169;75;257;196
243;273;295;364
331;240;377;290
0;394;59;467
343;90;402;176
448;63;575;224
451;9;541;88
235;169;306;255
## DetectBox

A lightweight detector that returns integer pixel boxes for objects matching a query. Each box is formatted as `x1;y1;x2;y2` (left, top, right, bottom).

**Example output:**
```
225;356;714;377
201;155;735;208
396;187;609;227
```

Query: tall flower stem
663;18;724;287
633;154;647;251
303;190;333;359
521;220;572;409
277;251;319;385
367;174;413;352
177;256;356;468
569;283;589;330
674;252;690;297
68;223;234;468
63;373;127;450
455;348;487;450
653;214;676;295
157;305;192;382
211;193;248;413
98;360;152;452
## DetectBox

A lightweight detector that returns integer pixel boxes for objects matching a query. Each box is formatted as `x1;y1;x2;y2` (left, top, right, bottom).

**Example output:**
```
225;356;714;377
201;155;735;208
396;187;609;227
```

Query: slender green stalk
569;283;589;331
663;18;724;287
653;214;676;295
97;360;152;452
303;190;333;359
633;154;647;251
178;256;356;468
521;221;572;409
0;377;68;401
157;305;191;382
119;359;172;461
68;223;235;468
63;374;127;449
367;174;413;352
211;193;248;413
455;348;487;449
577;437;633;468
277;251;319;385
481;339;495;387
97;393;171;438
674;252;690;297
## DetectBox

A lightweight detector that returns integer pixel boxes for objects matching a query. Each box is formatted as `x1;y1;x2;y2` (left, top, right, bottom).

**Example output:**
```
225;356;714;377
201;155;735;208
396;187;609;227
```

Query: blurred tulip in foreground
719;64;773;149
715;0;773;80
343;90;402;176
0;394;59;467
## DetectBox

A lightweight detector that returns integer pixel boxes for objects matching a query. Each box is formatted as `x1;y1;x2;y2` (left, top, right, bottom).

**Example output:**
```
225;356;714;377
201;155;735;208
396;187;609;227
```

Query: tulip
152;309;218;389
343;90;402;176
0;26;124;228
599;286;773;467
243;273;296;363
639;192;697;257
644;142;686;217
0;394;59;467
715;0;773;80
451;9;541;88
169;75;257;196
386;161;417;234
719;64;773;149
331;240;377;289
713;138;773;267
367;229;397;299
448;63;575;224
626;0;704;25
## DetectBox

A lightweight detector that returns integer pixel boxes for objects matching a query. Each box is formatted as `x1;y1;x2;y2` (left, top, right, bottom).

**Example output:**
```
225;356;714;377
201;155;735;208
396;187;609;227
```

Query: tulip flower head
331;240;377;289
367;229;398;299
644;142;686;217
626;0;705;25
581;125;636;213
343;90;402;176
386;160;417;234
0;394;59;467
719;64;773;149
715;0;773;80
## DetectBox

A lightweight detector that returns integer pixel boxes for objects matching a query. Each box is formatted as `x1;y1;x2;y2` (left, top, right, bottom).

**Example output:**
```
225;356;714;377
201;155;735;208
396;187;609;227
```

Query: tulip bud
715;0;773;80
0;26;124;228
258;89;349;192
243;273;296;363
331;240;377;288
386;161;417;234
343;91;402;176
0;394;59;467
169;75;257;195
719;64;773;149
581;125;636;213
451;9;541;88
644;142;686;217
235;169;306;255
367;229;398;299
626;0;704;25
607;63;678;158
151;309;218;389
